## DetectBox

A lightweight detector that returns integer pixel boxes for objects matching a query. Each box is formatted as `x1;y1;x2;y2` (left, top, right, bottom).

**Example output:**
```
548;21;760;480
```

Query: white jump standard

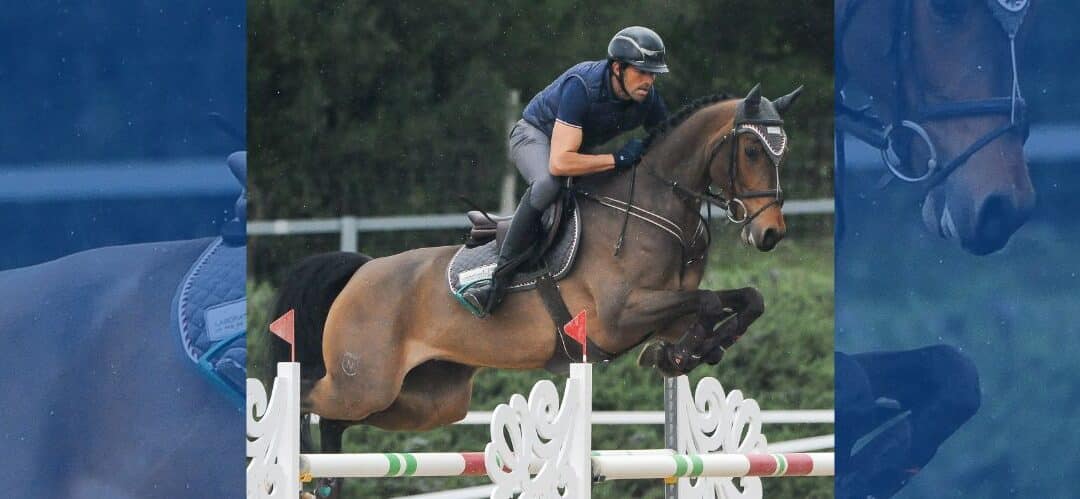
246;362;834;498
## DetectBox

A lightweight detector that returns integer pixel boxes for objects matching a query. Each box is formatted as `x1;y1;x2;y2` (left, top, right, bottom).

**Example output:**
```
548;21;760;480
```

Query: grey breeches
509;119;562;210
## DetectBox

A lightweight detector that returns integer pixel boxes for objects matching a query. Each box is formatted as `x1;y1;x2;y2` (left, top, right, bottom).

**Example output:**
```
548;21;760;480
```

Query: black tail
267;252;372;382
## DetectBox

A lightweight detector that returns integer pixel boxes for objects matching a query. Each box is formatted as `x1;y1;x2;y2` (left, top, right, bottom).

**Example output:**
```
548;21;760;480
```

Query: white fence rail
247;198;834;252
456;409;833;425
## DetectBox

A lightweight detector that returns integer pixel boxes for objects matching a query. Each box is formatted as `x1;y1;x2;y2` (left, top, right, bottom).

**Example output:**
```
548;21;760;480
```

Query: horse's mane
642;93;733;153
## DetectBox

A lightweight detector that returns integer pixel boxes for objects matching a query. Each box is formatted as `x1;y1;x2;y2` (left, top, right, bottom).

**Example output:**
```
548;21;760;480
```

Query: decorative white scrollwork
676;376;767;499
246;364;301;499
484;375;584;498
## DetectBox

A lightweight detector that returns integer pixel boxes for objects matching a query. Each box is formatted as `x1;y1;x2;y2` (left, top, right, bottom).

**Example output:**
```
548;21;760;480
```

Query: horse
836;0;1036;255
0;153;246;499
267;84;804;497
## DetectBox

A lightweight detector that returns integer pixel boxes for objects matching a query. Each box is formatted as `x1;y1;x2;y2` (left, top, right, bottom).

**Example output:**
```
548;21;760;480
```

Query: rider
474;26;671;315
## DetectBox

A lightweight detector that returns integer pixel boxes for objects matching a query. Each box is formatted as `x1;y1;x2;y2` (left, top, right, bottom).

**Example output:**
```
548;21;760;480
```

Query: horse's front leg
696;287;765;365
611;287;709;376
615;288;708;333
634;287;764;377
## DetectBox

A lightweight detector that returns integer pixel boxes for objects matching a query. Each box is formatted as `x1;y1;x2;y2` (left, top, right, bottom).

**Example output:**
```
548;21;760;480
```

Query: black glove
613;138;645;171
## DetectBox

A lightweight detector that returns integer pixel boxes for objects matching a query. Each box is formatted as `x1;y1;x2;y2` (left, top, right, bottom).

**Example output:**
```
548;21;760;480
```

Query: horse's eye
744;145;761;159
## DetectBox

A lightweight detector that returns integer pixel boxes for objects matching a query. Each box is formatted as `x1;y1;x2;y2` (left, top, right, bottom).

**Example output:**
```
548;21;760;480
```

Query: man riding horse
467;26;671;316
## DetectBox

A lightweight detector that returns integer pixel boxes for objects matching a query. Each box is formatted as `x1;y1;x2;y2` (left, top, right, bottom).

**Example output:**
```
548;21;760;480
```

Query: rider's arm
549;122;616;176
548;78;617;176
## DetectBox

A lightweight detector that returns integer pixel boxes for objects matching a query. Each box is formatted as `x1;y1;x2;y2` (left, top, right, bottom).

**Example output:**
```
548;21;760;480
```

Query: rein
572;119;786;282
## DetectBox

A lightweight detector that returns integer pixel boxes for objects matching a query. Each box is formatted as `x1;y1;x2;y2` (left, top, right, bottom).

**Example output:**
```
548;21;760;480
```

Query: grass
836;201;1080;498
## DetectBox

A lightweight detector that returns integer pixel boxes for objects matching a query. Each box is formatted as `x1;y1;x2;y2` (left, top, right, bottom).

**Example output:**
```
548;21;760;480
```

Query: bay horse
268;85;803;497
836;0;1036;255
0;153;246;498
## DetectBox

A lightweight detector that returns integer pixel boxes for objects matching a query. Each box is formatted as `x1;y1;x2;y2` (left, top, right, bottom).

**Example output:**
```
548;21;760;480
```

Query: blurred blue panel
836;1;1080;497
0;1;245;497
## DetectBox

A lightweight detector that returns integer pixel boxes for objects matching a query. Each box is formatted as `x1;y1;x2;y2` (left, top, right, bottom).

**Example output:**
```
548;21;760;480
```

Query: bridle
836;0;1030;189
709;119;787;225
574;106;789;275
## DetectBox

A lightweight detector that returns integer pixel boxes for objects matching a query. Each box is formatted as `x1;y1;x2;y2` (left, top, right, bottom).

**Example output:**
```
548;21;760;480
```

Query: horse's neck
630;106;731;220
575;105;731;254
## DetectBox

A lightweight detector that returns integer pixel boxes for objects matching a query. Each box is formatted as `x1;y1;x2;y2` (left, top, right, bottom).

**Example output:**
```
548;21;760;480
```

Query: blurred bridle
836;0;1030;189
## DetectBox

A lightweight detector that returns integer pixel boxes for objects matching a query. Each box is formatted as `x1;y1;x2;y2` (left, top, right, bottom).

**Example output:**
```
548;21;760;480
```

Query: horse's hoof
703;349;725;366
656;365;689;378
637;341;667;368
637;341;689;378
312;477;341;499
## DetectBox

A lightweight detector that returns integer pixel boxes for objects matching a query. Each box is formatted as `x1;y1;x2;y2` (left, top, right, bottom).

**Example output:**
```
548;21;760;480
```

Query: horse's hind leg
302;312;412;422
309;419;351;499
363;360;478;431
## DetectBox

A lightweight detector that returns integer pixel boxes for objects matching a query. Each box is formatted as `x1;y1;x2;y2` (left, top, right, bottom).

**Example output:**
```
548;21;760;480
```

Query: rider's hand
613;139;645;171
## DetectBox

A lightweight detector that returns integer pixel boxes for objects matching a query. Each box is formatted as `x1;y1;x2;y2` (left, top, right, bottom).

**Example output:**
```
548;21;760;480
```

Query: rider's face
617;65;658;102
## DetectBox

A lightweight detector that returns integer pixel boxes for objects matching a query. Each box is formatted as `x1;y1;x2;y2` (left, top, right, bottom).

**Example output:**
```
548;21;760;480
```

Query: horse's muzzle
743;224;785;252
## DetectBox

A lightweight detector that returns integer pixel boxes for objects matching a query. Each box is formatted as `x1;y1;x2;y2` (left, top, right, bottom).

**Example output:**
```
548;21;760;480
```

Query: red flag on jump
270;309;296;362
564;310;588;362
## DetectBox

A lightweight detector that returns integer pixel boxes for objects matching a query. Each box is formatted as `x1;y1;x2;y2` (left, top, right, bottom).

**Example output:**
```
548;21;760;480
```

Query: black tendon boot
472;196;544;316
638;292;744;377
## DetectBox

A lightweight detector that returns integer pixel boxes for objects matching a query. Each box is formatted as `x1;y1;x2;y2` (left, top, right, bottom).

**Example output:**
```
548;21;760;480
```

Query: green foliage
837;175;1080;498
246;278;278;383
249;0;834;281
246;230;833;498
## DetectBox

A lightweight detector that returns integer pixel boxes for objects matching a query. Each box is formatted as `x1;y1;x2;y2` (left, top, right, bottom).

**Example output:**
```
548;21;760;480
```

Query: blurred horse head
838;0;1035;254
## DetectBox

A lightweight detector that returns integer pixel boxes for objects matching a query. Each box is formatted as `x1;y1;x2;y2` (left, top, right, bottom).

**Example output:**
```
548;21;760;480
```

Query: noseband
837;0;1030;189
709;121;787;225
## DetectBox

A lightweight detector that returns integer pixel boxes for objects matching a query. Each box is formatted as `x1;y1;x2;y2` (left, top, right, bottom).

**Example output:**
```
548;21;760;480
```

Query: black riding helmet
607;26;669;74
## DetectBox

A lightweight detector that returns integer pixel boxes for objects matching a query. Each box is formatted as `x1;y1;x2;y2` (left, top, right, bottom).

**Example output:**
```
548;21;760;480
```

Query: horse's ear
745;83;762;106
773;85;804;114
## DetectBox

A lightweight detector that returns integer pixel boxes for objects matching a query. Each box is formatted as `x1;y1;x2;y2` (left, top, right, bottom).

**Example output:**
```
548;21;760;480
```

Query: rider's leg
476;120;562;313
483;188;544;308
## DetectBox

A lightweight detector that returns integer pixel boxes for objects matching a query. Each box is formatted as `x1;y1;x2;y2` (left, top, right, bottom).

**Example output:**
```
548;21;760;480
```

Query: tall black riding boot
478;196;544;315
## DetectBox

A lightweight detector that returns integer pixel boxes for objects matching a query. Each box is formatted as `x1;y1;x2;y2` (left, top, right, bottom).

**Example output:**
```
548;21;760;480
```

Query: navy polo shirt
522;60;668;149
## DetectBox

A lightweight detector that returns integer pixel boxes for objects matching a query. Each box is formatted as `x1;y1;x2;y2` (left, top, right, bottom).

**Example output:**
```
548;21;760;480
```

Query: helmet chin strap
614;62;632;101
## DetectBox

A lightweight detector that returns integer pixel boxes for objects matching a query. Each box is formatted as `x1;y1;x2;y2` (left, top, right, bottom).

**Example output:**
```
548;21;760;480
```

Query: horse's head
840;0;1034;254
710;84;803;252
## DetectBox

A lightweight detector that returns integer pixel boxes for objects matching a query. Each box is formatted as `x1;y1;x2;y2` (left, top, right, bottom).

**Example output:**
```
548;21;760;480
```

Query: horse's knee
926;345;981;420
738;287;765;321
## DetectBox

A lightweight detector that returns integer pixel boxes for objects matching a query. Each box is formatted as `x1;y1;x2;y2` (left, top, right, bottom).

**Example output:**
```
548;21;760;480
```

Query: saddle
447;195;581;298
448;194;617;373
170;151;247;411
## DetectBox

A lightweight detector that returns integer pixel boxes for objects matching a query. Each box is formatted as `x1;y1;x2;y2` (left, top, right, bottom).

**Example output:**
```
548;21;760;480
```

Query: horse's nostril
760;228;783;250
978;195;1013;234
969;194;1019;254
